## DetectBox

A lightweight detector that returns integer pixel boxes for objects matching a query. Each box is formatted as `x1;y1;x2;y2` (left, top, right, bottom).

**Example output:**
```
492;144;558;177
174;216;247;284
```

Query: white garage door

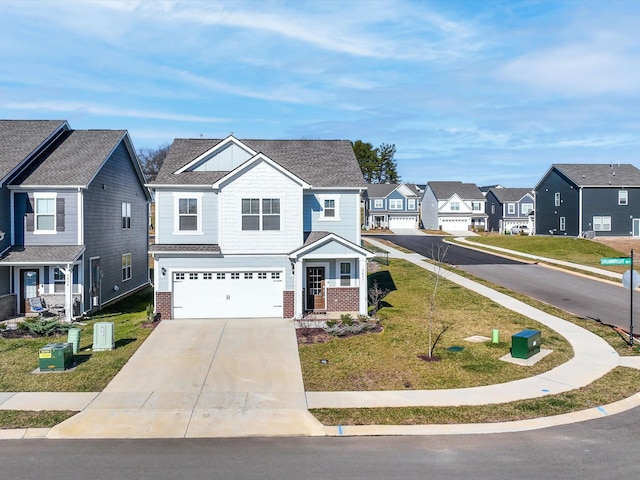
172;271;284;319
439;218;470;232
389;216;417;229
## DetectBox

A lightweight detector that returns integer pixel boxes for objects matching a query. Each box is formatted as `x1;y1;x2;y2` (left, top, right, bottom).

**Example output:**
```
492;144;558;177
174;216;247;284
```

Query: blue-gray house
485;187;534;234
0;120;150;321
365;183;421;230
534;164;640;237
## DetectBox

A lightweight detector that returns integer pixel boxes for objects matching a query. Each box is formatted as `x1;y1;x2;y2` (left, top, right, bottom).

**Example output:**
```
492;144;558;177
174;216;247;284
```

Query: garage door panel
389;216;417;229
173;271;283;319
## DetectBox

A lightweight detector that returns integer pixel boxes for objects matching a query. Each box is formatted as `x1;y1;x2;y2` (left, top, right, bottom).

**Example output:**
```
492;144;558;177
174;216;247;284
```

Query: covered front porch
0;245;85;322
289;232;374;319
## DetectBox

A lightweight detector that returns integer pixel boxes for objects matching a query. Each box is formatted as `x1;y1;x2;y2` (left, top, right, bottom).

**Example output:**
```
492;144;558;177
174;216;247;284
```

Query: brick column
156;291;172;320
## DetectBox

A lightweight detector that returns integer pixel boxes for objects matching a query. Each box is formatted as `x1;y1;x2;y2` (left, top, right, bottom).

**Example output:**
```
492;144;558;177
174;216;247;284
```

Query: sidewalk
2;239;639;439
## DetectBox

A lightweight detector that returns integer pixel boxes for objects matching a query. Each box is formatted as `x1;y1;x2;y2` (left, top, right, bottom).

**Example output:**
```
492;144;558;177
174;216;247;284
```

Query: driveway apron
47;318;325;439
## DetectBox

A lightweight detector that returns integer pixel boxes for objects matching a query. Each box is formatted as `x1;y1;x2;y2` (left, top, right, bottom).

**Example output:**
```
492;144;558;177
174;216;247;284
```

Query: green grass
0;287;154;392
465;235;629;272
0;410;77;429
310;366;640;425
299;260;572;392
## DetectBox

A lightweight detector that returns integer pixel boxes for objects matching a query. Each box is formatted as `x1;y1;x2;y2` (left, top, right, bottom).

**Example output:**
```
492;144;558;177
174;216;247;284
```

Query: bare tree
425;243;451;359
137;144;170;182
368;279;390;316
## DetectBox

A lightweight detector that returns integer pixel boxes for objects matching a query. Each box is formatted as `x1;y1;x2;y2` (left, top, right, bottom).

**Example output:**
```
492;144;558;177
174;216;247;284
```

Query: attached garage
389;216;418;229
172;270;284;318
439;217;470;231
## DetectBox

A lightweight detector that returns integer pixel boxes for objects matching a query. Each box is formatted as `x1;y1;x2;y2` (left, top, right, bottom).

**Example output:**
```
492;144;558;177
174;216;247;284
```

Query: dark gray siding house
485;187;534;233
0;123;150;321
534;164;640;237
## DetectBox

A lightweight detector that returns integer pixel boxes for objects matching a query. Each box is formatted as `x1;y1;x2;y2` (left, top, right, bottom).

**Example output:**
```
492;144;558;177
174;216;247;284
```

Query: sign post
621;250;638;347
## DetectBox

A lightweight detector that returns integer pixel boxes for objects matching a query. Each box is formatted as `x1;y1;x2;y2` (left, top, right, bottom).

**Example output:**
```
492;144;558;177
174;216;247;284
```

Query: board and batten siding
83;140;149;308
154;254;292;291
303;190;359;243
155;189;219;244
218;160;303;254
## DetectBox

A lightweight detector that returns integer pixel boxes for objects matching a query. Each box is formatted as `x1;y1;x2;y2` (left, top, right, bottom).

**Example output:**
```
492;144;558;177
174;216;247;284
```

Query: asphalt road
2;407;640;480
373;235;640;332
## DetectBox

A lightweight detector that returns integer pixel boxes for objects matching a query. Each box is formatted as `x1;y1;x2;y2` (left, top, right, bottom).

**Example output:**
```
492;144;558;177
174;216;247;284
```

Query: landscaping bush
19;318;71;337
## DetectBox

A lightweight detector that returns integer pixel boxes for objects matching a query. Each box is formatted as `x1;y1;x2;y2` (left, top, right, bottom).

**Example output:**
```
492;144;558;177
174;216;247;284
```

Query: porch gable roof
0;245;85;265
289;231;374;260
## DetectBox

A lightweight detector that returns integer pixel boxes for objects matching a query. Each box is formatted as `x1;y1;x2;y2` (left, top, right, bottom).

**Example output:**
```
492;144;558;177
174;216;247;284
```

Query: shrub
19;318;71;337
340;313;353;325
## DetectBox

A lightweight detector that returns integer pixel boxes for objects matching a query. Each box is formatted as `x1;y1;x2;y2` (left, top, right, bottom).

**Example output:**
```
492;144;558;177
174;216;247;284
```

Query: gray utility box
93;322;115;351
511;329;541;359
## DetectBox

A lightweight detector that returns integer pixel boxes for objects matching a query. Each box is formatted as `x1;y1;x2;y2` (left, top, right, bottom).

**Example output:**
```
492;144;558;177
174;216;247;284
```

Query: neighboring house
479;184;504;196
0;120;150;321
365;183;421;230
534;164;640;237
148;135;373;320
485;188;534;233
421;181;487;231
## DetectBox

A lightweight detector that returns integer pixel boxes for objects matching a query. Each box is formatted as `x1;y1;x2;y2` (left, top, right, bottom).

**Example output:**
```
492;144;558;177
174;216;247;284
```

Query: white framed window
242;198;260;230
554;192;561;207
244;272;253;279
619;190;628;205
559;216;566;231
318;195;340;220
216;273;225;280
408;199;416;210
450;201;460;211
203;273;213;280
173;193;202;234
242;198;280;230
472;202;482;211
175;273;185;281
121;202;131;229
389;199;402;210
340;262;351;287
593;216;611;232
262;198;280;230
271;272;281;280
53;267;65;293
35;194;56;232
507;203;515;214
122;253;132;281
374;199;383;208
231;272;240;279
491;204;495;214
258;272;267;279
521;203;533;215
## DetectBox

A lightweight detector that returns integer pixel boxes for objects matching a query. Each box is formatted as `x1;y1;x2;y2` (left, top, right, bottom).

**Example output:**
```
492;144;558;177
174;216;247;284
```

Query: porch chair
28;297;47;316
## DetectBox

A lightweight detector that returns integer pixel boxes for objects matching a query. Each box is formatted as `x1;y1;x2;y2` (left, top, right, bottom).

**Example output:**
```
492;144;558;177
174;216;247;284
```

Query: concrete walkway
45;318;325;439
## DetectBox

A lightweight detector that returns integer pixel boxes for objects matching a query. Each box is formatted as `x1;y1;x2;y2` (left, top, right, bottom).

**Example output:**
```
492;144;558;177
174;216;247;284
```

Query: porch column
359;256;368;316
60;264;73;323
294;258;304;318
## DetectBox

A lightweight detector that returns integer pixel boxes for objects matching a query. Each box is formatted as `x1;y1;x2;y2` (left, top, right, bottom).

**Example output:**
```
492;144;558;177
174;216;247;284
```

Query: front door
20;269;39;314
306;267;326;310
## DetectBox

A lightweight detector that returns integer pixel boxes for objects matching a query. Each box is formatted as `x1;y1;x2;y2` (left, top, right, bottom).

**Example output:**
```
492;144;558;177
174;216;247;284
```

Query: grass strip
0;410;77;429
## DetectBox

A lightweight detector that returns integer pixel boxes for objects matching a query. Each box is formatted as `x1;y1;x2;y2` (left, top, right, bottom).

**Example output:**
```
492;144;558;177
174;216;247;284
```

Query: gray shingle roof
552;164;640;187
428;181;484;200
152;138;366;188
0;120;67;181
366;183;420;198
0;245;85;264
488;187;533;203
12;130;126;187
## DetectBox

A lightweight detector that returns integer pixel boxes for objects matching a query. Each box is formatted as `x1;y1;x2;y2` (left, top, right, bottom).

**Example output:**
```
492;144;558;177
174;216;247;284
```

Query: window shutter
25;195;34;232
56;198;65;232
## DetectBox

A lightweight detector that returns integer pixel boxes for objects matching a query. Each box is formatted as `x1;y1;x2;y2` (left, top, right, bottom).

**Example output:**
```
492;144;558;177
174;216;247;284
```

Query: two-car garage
388;216;418;229
171;270;284;318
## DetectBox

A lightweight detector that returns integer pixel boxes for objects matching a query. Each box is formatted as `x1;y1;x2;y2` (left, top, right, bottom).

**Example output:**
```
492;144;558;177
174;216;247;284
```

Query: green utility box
38;343;73;372
511;329;541;359
67;327;81;354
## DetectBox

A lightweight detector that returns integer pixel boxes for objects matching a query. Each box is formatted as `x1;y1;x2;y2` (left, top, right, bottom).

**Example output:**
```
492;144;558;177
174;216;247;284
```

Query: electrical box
39;343;73;371
93;322;115;351
511;329;541;359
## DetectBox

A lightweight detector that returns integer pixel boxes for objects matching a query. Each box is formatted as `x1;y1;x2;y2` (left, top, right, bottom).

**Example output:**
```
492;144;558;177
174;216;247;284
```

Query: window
323;199;336;218
189;273;198;280
242;198;280;230
619;190;628;205
593;216;612;232
178;198;198;231
231;272;240;279
521;203;533;215
262;199;280;230
203;273;213;280
121;202;131;229
389;199;402;209
122;253;131;281
472;202;482;211
554;192;561;207
374;199;383;208
408;199;416;210
340;262;351;287
491;204;496;214
507;203;515;214
54;268;65;293
244;272;253;279
450;201;460;211
271;272;281;280
175;273;185;280
559;217;566;231
258;272;267;279
216;273;225;280
35;197;55;231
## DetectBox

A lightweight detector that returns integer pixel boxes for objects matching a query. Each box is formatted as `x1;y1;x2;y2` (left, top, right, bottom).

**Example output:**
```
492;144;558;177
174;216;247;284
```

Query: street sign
601;257;632;266
622;270;640;290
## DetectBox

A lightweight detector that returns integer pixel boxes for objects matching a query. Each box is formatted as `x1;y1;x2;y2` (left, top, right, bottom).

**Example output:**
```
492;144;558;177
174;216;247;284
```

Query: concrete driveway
48;318;324;439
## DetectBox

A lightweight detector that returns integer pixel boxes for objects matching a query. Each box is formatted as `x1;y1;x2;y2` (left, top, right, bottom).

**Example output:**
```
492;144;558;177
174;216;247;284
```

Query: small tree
368;279;390;315
137;144;170;182
425;243;451;359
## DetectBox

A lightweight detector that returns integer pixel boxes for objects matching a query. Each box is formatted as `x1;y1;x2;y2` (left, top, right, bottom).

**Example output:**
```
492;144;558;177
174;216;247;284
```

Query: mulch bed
296;324;384;345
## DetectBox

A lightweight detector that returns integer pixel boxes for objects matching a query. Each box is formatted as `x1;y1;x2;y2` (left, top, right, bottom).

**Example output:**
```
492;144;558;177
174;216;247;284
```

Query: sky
1;0;640;187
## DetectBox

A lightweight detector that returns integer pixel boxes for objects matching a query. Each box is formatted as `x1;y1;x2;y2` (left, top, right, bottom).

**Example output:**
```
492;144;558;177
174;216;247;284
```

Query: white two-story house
421;181;487;232
148;136;372;320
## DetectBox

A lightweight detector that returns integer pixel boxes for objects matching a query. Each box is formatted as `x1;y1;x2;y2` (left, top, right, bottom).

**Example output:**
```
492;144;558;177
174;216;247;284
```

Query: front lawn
0;287;154;392
299;260;572;391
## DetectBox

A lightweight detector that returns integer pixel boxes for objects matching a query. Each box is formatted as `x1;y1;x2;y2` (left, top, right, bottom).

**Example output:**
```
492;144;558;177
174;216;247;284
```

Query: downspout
578;187;583;236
